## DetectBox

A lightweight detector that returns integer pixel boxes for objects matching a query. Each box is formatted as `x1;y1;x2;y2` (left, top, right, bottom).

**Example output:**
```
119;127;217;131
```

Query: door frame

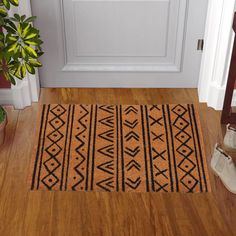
4;0;236;109
198;0;236;110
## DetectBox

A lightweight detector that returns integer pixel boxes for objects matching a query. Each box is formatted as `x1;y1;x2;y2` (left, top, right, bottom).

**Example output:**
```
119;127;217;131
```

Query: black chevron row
125;177;141;190
125;160;141;171
124;119;138;129
122;106;143;191
98;129;114;143
97;160;114;175
124;106;138;115
99;115;114;128
96;177;114;192
124;131;140;142
99;105;114;114
98;144;114;158
96;105;115;192
124;146;140;157
72;105;89;190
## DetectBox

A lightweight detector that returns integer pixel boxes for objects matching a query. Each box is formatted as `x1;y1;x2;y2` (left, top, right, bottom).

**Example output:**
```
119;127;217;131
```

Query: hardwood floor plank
0;88;235;236
0;105;38;235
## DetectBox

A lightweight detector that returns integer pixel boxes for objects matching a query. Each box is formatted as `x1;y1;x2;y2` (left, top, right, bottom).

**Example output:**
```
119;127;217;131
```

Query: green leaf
6;34;18;44
20;15;26;22
29;59;42;67
9;73;16;85
25;63;35;74
0;7;7;17
14;73;21;80
17;23;22;36
2;49;11;60
22;23;31;38
3;71;10;81
36;51;44;57
0;106;6;122
24;45;38;58
2;0;10;10
13;13;20;21
14;63;23;79
3;25;15;34
8;17;18;22
0;32;4;40
21;48;28;60
25;38;43;46
0;17;4;26
0;51;4;60
6;41;18;53
13;44;20;55
20;64;26;78
24;16;37;23
24;32;37;40
24;28;39;40
9;0;19;7
9;62;19;73
5;19;17;31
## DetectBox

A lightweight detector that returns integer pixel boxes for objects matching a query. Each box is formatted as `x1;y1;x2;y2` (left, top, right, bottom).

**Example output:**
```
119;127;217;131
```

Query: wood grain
0;88;235;236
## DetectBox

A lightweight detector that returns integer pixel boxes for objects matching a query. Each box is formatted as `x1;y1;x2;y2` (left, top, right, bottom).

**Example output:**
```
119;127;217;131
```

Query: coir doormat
29;104;210;193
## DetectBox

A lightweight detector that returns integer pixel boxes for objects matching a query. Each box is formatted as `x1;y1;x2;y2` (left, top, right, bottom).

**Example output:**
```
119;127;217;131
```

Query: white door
31;0;208;88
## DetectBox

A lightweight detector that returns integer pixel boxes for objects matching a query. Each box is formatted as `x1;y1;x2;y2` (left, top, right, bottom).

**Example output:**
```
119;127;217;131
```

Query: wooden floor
0;88;235;236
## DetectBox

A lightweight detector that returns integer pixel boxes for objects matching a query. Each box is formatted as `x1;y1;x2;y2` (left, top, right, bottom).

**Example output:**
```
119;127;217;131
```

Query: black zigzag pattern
72;105;89;190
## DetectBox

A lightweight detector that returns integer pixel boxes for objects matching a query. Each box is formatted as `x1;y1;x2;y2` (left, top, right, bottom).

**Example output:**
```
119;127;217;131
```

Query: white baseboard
205;83;226;110
204;82;236;110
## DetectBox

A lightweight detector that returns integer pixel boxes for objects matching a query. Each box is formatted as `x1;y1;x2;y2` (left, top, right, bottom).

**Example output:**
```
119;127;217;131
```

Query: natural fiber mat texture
30;104;210;193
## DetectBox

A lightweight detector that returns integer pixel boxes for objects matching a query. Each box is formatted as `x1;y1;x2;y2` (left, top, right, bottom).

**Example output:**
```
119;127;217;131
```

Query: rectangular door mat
29;104;210;193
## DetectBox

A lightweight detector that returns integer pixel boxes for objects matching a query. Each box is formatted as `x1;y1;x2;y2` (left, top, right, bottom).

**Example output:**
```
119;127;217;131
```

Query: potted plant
0;0;43;145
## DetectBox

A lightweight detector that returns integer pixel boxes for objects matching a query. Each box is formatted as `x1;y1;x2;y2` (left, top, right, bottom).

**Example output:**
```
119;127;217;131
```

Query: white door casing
32;0;208;88
198;0;236;109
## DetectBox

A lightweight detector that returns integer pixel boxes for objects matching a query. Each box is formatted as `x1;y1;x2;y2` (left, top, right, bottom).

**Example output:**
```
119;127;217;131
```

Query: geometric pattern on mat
30;104;210;193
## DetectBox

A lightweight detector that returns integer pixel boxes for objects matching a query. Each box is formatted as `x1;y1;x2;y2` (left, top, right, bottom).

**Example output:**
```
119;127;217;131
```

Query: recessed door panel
31;0;208;87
